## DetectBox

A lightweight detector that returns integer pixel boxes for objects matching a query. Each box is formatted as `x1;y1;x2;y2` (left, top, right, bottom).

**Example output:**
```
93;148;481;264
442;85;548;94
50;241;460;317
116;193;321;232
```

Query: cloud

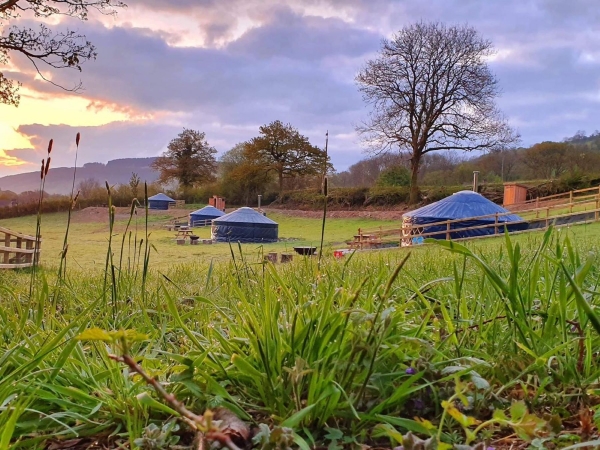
8;121;178;170
3;0;600;178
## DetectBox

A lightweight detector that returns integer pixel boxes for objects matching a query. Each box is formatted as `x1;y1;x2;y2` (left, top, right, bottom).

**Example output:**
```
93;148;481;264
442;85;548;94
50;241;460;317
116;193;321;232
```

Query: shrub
364;186;410;206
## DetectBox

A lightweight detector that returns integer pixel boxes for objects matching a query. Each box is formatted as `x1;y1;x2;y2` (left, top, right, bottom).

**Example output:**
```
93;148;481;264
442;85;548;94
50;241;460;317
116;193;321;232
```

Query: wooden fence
506;186;600;212
348;190;600;249
0;227;40;269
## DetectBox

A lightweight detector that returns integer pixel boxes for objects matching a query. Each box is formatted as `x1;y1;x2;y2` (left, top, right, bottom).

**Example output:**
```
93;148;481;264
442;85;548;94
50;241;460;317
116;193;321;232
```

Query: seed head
44;157;51;176
40;159;45;179
47;139;53;154
75;132;81;147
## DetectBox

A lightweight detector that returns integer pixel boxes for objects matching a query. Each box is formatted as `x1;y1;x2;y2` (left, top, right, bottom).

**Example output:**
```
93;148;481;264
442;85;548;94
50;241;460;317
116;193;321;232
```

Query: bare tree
77;177;102;198
356;22;518;203
522;141;570;179
0;0;125;106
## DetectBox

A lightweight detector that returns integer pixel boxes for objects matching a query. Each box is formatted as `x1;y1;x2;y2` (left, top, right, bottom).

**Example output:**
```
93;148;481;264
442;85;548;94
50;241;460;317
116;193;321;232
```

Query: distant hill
0;158;159;194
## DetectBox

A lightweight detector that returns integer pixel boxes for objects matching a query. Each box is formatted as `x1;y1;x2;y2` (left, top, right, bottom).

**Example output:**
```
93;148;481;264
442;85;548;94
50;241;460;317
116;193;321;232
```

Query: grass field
0;206;399;269
2;205;600;449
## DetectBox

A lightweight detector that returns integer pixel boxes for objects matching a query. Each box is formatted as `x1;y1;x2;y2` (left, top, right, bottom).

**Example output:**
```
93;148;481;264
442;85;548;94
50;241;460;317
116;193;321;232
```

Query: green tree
356;22;517;203
376;165;410;187
1;0;125;106
151;129;217;189
219;143;273;205
244;120;330;195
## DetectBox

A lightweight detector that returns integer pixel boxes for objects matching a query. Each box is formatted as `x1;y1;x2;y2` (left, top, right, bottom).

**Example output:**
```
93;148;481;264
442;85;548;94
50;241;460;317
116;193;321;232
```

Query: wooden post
596;196;599;222
15;237;22;264
546;207;550;228
281;253;294;263
25;239;33;264
494;213;499;235
570;190;573;205
3;232;9;264
446;220;451;241
535;197;540;218
569;199;574;214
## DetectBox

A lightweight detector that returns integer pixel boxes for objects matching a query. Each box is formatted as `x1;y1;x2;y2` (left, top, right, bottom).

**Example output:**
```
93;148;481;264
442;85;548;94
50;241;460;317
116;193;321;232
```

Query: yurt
402;191;527;245
189;205;225;227
148;193;176;210
211;207;278;243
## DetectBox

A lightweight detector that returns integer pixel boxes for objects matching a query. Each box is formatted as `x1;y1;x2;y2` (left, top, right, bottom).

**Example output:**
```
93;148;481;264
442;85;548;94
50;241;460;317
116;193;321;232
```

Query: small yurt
148;193;176;210
212;207;278;243
402;190;527;245
189;205;225;227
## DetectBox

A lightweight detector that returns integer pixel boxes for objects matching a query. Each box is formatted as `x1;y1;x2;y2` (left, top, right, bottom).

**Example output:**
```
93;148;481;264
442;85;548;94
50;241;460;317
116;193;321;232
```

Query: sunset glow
1;0;599;177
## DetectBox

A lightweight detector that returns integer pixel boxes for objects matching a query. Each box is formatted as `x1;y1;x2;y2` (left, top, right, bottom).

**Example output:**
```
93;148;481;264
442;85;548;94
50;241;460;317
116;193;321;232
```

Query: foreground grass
1;216;600;448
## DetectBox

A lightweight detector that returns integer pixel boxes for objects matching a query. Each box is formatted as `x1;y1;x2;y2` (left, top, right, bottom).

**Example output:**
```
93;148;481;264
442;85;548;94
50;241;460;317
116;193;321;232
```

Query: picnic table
349;234;382;249
175;226;193;237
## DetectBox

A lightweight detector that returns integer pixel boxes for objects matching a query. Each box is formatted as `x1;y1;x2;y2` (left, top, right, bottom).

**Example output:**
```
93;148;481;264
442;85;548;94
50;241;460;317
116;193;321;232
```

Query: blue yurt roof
190;205;225;217
148;193;175;202
214;207;278;225
404;191;523;223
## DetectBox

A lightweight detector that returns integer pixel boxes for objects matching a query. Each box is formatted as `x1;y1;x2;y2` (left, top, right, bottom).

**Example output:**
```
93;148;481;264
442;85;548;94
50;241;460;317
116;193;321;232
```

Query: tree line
149;120;329;205
330;131;600;191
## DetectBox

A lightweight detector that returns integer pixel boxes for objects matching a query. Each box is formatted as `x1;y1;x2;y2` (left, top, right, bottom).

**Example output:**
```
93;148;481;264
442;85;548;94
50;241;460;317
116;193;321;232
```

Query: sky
0;0;599;178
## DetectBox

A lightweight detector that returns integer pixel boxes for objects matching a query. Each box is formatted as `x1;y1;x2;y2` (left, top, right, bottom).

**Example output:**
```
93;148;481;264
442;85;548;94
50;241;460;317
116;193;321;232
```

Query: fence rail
0;226;40;269
507;186;600;211
348;190;600;249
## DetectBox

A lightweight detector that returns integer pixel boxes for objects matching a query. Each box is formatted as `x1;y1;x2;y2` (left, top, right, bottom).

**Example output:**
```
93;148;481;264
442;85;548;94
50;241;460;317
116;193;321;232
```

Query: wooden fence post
596;196;599;222
494;213;498;235
446;220;451;241
569;193;574;213
546;207;550;228
3;232;9;264
535;197;540;218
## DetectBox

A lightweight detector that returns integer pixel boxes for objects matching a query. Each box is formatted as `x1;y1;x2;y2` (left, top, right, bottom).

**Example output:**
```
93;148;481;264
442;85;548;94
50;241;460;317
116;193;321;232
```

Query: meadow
2;204;600;449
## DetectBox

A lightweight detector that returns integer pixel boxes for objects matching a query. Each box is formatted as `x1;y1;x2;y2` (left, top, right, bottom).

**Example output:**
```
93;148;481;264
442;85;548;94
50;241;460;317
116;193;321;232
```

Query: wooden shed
503;183;528;207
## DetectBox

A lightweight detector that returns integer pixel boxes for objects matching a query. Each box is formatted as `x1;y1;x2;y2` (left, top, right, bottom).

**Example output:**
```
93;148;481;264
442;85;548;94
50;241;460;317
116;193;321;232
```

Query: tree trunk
409;155;421;204
278;171;284;195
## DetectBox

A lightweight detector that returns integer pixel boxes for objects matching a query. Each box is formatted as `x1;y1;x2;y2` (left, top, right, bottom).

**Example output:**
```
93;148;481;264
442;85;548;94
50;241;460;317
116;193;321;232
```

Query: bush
376;166;410;187
364;186;410;206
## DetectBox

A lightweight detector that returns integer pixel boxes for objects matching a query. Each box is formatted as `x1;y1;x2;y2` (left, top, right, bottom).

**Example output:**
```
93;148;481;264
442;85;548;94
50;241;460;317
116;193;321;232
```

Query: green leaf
281;404;317;428
230;354;265;380
324;427;344;441
510;401;527;421
376;415;436;436
136;392;178;416
77;328;113;342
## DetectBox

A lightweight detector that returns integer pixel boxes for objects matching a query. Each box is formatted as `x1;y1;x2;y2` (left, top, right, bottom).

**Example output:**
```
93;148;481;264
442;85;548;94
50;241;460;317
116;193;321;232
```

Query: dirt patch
71;207;192;224
263;208;408;221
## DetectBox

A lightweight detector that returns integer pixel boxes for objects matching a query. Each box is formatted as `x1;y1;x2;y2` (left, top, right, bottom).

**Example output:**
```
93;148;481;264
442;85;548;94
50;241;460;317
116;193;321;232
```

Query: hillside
0;158;159;194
